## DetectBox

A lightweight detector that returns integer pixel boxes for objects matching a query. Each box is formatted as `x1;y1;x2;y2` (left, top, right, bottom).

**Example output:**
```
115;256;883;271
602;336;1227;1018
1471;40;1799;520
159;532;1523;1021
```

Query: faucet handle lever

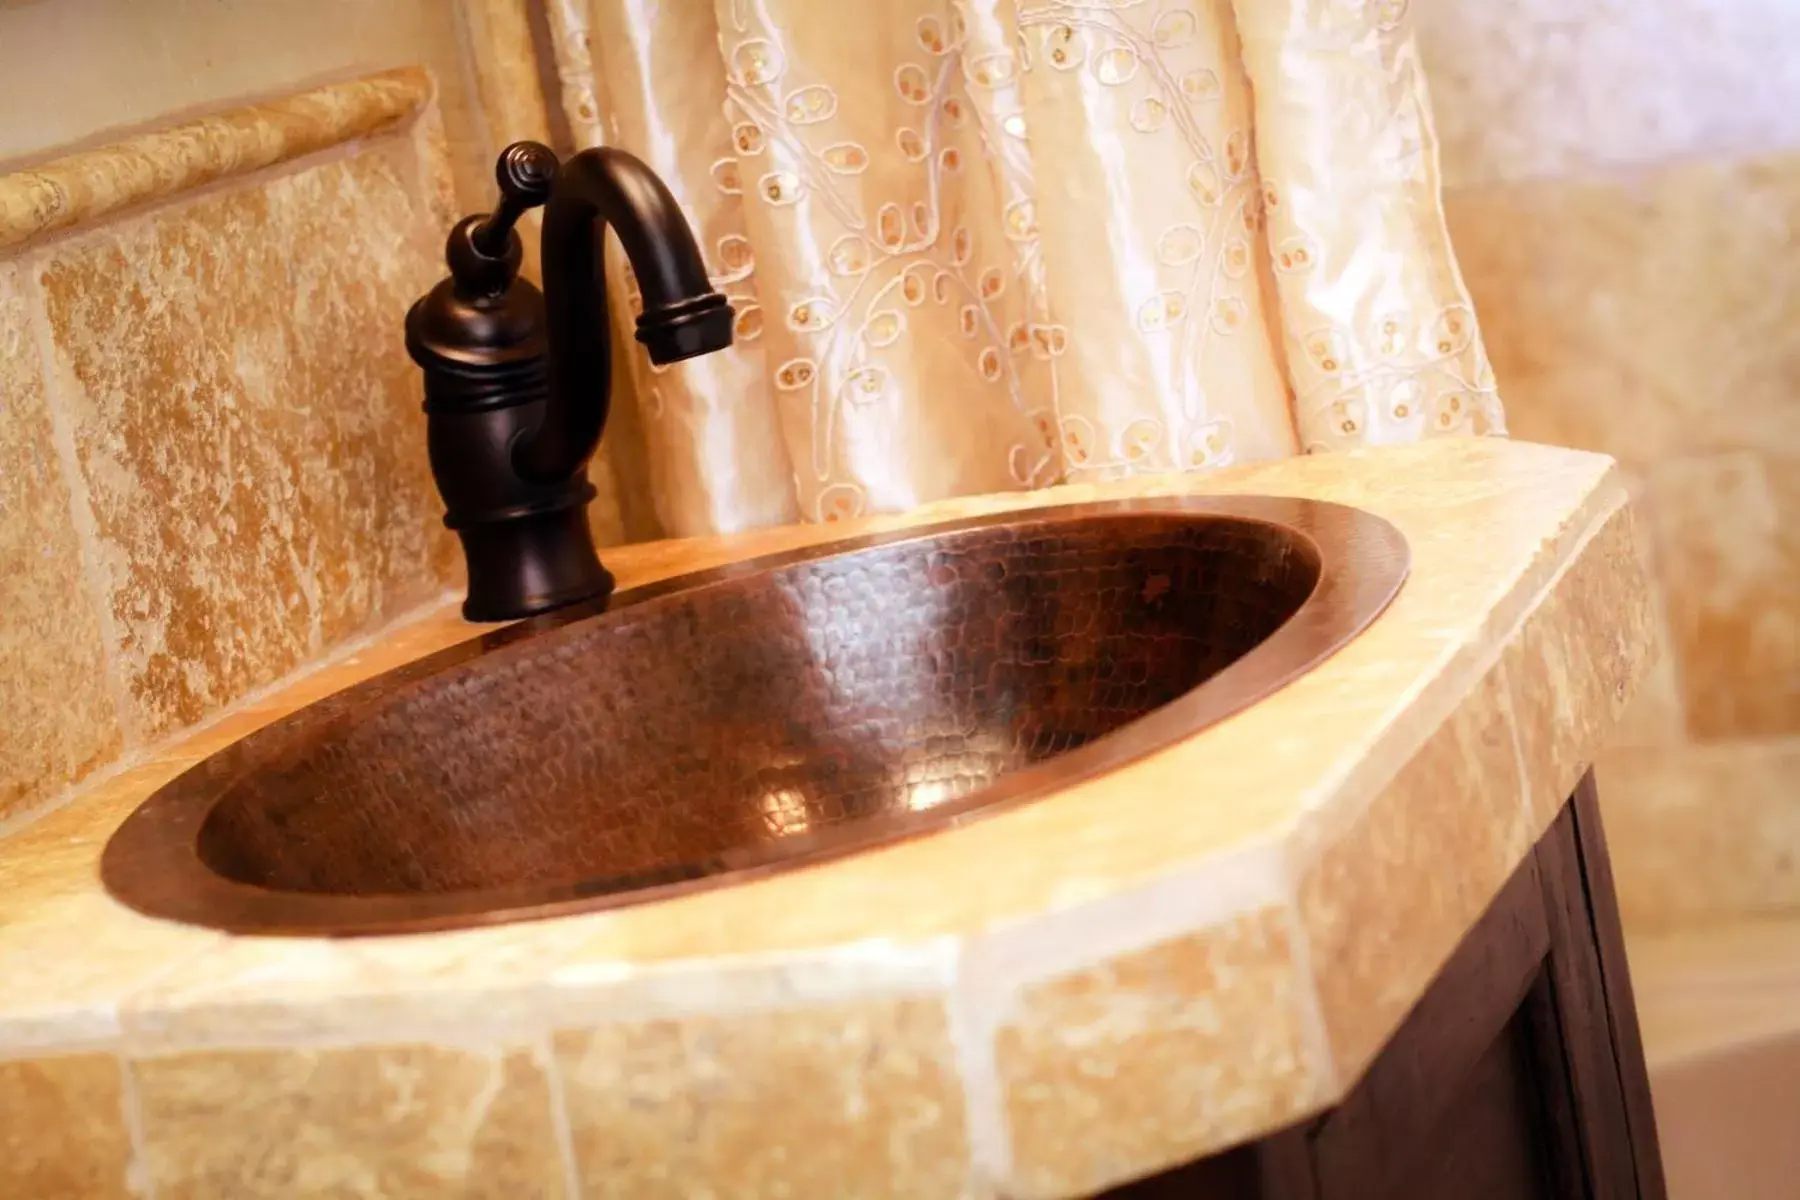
472;141;559;258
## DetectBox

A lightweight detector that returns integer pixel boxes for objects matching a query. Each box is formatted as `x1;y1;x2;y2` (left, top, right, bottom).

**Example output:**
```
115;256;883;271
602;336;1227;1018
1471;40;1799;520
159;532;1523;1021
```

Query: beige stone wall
1422;1;1800;927
0;75;463;828
0;3;596;830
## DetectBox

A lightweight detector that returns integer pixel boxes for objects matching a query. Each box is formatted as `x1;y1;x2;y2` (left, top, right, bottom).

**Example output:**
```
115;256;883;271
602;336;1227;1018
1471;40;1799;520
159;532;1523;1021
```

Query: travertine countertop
0;439;1654;1199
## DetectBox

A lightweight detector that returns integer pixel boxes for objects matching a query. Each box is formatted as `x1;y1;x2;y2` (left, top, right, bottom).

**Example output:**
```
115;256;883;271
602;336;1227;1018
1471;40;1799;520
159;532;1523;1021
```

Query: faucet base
456;503;614;622
407;140;730;624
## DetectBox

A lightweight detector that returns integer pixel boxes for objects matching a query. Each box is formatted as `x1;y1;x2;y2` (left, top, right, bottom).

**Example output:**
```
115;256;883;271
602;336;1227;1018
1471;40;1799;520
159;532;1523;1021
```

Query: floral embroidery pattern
719;0;1059;522
1013;0;1284;478
543;0;1506;531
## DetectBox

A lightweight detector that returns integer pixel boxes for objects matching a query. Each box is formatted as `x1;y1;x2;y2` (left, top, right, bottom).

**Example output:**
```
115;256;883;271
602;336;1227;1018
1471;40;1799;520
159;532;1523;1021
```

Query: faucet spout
512;146;733;485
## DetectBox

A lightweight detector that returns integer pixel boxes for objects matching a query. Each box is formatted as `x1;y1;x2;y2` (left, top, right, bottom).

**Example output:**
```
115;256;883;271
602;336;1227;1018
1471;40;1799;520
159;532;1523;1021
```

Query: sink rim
101;494;1408;937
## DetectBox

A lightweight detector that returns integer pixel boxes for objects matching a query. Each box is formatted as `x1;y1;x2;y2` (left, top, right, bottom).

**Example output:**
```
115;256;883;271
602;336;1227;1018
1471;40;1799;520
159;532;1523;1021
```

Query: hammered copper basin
102;497;1407;936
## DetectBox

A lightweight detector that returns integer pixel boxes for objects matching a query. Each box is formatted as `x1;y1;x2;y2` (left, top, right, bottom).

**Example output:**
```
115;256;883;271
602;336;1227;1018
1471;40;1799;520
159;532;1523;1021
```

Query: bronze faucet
406;142;733;621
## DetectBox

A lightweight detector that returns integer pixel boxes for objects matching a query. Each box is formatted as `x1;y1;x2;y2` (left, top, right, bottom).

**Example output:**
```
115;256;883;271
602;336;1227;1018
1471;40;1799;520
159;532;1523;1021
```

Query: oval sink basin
103;497;1406;936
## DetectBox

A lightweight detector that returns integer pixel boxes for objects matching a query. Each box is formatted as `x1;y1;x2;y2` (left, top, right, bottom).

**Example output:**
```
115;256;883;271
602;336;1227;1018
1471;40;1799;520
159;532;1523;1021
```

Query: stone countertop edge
0;437;1656;1198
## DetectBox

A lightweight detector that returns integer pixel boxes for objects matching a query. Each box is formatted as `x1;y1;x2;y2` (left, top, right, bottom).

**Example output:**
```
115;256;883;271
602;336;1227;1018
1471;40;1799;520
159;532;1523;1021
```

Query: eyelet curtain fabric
545;0;1504;536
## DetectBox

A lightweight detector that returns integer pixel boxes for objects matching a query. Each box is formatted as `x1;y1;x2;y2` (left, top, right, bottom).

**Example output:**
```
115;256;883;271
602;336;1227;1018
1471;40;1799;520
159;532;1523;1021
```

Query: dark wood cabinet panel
1307;851;1553;1198
1566;775;1668;1199
1104;771;1666;1200
1398;1014;1556;1199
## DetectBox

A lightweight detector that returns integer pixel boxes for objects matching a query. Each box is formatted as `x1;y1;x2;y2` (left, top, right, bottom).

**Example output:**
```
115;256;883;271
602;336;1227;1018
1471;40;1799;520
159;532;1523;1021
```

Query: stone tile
994;909;1322;1198
1418;0;1800;188
0;260;121;823
1296;661;1535;1083
132;1042;566;1199
0;1053;135;1199
1646;453;1797;739
1609;472;1686;748
0;437;1653;1195
1504;504;1661;820
553;998;968;1199
0;69;431;253
0;887;218;1055
1446;154;1800;467
36;139;458;737
1602;741;1800;927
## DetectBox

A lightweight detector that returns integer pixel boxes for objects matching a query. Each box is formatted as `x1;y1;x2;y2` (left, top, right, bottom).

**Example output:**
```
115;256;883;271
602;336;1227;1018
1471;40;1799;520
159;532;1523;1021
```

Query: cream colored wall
1421;1;1800;928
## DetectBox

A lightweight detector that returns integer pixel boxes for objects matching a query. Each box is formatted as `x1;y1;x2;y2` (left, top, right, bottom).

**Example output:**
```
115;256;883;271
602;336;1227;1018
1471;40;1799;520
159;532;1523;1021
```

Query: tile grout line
1272;889;1342;1104
20;251;142;753
944;940;1011;1197
109;943;963;1058
113;1051;158;1200
108;932;236;1060
536;1030;586;1200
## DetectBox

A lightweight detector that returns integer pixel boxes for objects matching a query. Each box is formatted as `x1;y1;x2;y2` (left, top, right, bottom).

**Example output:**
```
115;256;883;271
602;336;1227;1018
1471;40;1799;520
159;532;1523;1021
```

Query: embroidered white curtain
545;0;1505;536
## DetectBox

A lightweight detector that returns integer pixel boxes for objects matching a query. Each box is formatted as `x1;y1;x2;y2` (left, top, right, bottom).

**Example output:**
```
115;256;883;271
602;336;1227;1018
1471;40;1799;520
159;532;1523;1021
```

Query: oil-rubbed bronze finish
406;141;734;622
102;497;1407;937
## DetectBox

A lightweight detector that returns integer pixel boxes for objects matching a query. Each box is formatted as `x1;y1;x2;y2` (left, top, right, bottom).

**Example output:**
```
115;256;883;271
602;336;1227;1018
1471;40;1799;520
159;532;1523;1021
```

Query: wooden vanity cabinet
1109;773;1667;1200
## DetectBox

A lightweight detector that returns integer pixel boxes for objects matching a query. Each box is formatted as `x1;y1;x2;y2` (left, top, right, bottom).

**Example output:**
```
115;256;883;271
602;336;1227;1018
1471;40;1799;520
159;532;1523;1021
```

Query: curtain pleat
541;0;1503;535
1229;0;1505;450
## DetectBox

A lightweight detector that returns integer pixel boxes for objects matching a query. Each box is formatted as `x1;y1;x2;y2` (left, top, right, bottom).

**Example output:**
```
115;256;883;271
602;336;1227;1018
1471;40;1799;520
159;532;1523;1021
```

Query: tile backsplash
0;260;123;820
0;71;461;825
37;135;458;738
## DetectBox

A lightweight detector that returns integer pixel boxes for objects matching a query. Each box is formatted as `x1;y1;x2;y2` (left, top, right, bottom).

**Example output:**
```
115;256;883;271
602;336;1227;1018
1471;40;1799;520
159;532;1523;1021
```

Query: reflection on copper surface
756;787;811;836
102;497;1407;937
903;780;959;813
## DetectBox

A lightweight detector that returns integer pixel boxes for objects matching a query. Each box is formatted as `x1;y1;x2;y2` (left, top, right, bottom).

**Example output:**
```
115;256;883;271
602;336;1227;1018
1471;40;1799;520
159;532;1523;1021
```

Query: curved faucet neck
511;147;728;485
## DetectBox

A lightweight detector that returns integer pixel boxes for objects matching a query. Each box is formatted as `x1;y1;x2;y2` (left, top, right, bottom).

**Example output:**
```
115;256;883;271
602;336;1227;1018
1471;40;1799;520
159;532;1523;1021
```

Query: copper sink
102;497;1407;936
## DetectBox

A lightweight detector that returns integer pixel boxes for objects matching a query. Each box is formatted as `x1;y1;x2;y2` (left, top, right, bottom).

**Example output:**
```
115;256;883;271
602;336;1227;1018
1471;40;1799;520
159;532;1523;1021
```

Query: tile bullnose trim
0;66;434;253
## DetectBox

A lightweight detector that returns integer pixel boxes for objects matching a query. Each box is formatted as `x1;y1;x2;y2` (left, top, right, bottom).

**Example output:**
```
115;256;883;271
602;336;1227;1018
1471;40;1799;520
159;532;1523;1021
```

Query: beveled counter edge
0;67;432;252
0;441;1654;1199
1282;488;1652;1092
950;473;1653;1195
